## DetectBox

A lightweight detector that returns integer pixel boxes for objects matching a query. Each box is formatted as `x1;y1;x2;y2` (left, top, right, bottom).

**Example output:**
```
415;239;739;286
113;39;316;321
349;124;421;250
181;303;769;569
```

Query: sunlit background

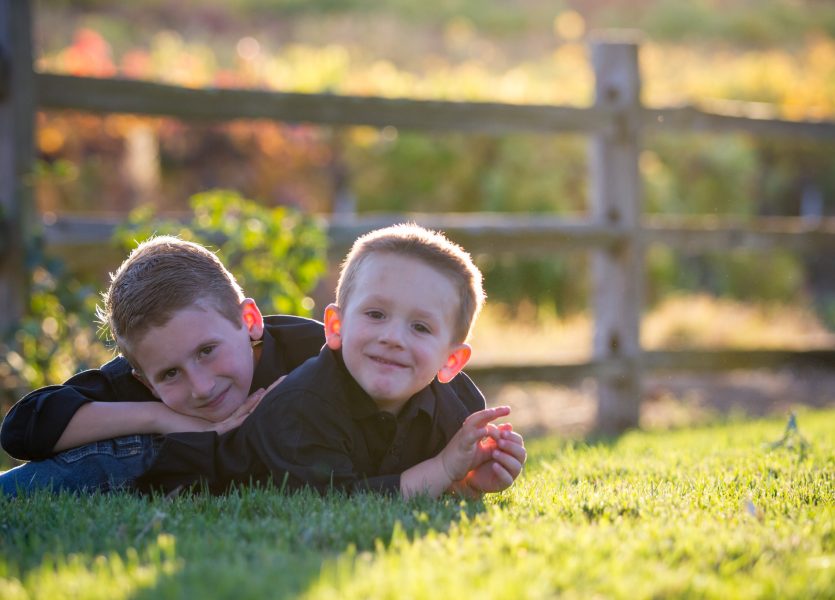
6;0;835;436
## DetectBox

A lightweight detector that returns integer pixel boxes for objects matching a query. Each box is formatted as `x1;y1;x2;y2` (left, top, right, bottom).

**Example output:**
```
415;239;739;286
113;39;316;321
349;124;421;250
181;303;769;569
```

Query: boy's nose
187;367;215;399
378;320;406;347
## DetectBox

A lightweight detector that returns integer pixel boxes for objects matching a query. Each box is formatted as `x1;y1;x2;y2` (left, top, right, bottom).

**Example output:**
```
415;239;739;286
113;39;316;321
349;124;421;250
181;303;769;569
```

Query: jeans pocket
58;435;148;464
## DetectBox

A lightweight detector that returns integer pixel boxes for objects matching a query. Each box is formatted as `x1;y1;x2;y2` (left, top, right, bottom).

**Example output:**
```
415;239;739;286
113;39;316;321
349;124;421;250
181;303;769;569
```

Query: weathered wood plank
34;75;835;141
466;350;835;383
35;73;603;135
645;106;835;141
41;214;835;255
643;349;835;372
0;0;34;337
643;216;835;252
325;214;628;256
589;37;644;433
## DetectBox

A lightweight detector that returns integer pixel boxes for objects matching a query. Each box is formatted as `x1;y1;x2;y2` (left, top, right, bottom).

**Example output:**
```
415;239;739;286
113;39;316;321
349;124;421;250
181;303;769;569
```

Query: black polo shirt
1;315;327;460
136;347;484;495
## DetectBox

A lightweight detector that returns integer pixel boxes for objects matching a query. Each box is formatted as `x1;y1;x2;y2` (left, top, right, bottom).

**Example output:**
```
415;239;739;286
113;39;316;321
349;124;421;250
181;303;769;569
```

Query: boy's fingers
490;462;514;488
479;435;499;452
465;426;490;446
499;431;524;447
492;448;524;477
466;406;511;429
241;390;264;412
497;439;527;464
263;375;286;396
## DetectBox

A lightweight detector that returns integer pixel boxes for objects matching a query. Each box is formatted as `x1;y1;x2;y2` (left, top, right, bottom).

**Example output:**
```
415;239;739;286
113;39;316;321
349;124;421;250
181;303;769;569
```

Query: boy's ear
241;298;264;340
131;368;160;399
323;303;343;350
437;343;471;383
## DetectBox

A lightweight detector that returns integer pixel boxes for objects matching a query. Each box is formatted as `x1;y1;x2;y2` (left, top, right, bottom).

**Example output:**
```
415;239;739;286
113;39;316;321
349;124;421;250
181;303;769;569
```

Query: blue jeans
0;434;162;496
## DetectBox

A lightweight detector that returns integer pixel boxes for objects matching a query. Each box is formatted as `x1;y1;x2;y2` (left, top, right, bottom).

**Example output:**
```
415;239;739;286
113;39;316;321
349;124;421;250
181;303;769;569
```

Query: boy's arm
0;356;158;460
400;406;511;499
52;378;277;452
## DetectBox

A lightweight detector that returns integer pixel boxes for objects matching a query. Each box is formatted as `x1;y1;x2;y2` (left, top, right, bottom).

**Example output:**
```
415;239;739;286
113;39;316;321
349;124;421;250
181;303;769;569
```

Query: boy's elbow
1;420;53;461
0;425;26;460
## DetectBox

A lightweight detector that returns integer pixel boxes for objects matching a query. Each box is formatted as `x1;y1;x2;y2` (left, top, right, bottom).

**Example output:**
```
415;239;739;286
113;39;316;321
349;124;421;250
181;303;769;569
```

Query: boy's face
130;299;263;422
325;253;471;414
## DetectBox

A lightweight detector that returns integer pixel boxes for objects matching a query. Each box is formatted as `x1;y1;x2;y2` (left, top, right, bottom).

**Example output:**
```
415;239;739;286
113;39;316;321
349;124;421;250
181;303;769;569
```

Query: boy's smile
327;253;470;414
129;300;262;422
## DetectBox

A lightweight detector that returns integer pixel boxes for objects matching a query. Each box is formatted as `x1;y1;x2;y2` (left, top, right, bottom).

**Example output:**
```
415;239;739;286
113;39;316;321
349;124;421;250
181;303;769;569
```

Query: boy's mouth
201;387;229;410
370;355;408;368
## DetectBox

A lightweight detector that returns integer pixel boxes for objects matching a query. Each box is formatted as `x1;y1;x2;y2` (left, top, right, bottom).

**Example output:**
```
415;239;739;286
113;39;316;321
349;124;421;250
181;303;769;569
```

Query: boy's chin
368;388;419;410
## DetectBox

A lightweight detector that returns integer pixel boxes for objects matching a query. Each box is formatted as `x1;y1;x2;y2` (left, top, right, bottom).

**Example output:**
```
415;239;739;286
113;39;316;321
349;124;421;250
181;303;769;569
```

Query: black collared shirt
136;347;484;495
1;315;327;460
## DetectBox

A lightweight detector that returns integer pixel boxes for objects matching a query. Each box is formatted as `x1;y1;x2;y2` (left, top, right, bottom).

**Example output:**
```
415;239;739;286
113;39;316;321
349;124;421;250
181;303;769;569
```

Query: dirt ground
483;367;835;439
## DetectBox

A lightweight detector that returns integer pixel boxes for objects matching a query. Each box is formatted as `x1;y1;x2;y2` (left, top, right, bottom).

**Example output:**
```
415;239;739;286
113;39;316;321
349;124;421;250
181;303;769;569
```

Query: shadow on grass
1;484;486;598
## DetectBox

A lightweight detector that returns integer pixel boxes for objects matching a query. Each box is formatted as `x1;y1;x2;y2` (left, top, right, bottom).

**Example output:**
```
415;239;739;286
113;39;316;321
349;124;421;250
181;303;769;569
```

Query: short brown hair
97;235;244;364
335;223;484;343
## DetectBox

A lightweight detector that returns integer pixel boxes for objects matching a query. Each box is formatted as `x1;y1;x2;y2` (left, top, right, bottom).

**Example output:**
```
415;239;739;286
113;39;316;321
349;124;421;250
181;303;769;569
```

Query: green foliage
644;134;760;217
641;0;835;45
0;247;114;419
349;133;587;216
113;189;327;318
2;410;834;598
480;254;589;317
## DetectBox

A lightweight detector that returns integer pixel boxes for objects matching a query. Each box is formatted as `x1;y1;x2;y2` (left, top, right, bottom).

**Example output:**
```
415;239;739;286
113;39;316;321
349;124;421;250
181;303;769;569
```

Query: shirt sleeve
0;357;156;460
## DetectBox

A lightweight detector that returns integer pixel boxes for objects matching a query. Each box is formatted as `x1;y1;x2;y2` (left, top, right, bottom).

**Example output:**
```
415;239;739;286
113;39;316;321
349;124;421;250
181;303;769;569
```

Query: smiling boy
137;224;526;498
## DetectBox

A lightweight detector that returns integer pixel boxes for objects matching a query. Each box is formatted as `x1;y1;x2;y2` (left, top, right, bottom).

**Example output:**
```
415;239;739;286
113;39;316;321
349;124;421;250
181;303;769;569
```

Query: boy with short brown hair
1;236;324;494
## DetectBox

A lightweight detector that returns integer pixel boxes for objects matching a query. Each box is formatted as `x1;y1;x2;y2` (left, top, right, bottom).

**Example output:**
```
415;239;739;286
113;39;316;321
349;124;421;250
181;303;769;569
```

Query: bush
113;189;327;318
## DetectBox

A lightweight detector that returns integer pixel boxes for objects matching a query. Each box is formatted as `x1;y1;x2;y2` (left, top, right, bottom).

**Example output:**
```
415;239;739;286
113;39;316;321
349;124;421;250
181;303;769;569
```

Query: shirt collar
397;383;438;423
249;331;280;394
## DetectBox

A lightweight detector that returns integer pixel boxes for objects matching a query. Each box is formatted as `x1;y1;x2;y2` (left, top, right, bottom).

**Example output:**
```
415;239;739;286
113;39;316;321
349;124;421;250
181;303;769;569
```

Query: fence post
0;0;34;338
589;34;644;434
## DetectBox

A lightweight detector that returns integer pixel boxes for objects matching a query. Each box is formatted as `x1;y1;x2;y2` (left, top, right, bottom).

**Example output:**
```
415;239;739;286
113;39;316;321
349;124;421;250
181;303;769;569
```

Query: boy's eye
365;310;385;320
162;368;179;381
413;323;431;334
199;345;216;357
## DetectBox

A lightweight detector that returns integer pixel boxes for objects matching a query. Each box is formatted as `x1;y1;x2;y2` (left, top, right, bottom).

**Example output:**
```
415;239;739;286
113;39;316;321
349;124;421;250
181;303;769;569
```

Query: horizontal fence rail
36;73;835;140
467;350;835;383
35;73;603;135
42;214;835;255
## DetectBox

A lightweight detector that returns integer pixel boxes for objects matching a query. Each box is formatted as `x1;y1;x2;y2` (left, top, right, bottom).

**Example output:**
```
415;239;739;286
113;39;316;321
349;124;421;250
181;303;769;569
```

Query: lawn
2;409;833;599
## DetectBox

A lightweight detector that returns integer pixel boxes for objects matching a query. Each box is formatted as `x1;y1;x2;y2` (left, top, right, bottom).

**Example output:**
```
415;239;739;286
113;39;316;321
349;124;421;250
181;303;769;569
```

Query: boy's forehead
142;300;228;335
355;252;449;285
128;303;238;361
351;253;461;312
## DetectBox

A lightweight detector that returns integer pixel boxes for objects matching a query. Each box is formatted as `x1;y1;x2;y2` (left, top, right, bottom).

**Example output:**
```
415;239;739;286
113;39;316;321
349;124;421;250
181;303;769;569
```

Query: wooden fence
2;0;835;432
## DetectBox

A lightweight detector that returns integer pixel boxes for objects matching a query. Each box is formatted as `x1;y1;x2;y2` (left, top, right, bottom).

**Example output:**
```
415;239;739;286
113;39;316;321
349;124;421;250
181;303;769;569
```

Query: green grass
2;410;833;599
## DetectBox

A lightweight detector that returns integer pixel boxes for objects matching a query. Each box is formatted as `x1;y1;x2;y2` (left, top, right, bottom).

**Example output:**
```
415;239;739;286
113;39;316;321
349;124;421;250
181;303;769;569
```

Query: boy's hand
206;375;285;434
440;406;511;483
160;376;285;435
458;424;526;495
